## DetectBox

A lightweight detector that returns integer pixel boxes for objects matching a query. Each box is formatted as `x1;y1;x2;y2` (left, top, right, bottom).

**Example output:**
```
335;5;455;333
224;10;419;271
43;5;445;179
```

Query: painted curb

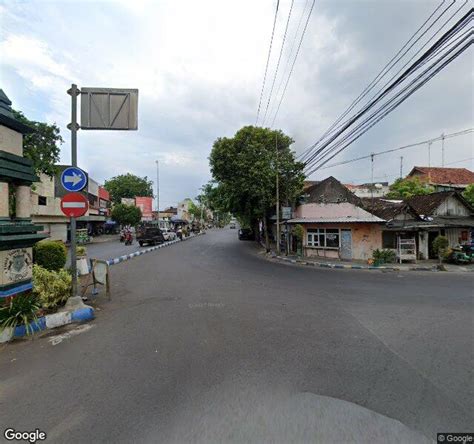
105;232;205;266
0;306;95;344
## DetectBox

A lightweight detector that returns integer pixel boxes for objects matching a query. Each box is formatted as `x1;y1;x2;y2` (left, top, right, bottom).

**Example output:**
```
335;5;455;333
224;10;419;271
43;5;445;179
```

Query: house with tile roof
407;166;474;191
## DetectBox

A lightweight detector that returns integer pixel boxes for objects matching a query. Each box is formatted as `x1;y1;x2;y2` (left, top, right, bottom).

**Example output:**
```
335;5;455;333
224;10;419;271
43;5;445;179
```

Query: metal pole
155;160;159;223
275;133;280;254
441;133;445;166
400;156;403;179
67;84;79;298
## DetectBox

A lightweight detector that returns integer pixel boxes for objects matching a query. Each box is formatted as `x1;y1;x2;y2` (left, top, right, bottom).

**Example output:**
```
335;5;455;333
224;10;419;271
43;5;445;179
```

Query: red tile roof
408;167;474;185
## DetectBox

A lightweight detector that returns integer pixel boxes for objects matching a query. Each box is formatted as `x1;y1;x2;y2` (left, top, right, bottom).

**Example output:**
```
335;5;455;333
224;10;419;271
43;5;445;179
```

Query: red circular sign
60;193;89;218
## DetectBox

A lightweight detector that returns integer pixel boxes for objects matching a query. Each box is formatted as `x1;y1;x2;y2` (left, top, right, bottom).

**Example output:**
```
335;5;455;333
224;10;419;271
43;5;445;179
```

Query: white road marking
48;324;94;346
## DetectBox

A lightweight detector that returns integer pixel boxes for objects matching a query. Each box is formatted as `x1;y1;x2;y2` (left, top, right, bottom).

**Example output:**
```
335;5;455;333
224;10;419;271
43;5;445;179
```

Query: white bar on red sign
63;202;86;208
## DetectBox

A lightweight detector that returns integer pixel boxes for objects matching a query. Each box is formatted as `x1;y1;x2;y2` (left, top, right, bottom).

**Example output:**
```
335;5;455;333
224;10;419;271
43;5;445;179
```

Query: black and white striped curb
106;232;205;266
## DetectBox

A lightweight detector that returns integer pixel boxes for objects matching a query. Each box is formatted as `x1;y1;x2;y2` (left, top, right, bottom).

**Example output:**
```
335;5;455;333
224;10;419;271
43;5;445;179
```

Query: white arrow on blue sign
61;167;87;192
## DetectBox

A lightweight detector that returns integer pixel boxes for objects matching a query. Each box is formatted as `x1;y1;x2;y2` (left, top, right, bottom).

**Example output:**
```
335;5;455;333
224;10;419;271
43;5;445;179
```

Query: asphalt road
1;229;472;443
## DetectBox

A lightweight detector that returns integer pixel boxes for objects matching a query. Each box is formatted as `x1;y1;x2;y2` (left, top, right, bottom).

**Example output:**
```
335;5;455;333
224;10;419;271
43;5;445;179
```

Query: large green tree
110;204;142;227
104;173;153;204
386;177;434;199
209;126;305;245
12;110;63;177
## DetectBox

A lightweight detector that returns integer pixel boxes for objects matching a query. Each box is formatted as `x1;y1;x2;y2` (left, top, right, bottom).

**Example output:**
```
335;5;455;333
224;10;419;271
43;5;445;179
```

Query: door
340;229;352;260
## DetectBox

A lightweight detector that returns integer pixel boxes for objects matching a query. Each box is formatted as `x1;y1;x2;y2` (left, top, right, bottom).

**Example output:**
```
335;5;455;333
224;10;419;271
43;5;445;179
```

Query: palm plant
0;293;41;335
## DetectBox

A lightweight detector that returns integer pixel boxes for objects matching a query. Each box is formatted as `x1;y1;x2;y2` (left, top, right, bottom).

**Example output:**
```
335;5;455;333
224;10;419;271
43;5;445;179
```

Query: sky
1;0;472;209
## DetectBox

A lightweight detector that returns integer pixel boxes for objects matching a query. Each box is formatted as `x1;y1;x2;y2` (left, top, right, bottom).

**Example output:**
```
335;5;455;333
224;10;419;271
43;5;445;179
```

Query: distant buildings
407;166;474;191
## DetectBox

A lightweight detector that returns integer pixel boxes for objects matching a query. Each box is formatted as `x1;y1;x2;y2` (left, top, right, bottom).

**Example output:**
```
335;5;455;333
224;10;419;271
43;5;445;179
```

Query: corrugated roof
408;166;474;185
407;191;472;215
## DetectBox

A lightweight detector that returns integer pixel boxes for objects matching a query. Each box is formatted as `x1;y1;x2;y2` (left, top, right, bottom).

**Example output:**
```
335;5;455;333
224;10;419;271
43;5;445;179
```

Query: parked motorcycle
446;246;471;265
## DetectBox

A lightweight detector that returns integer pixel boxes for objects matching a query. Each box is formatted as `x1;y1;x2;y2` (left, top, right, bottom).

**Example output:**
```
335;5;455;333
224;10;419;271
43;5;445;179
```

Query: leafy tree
104;173;153;204
386;177;434;199
111;204;142;227
209;126;304;248
432;235;449;264
462;184;474;206
12;110;63;177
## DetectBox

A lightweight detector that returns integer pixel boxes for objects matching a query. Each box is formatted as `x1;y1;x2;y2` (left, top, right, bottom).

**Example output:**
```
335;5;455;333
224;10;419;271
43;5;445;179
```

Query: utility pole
428;141;432;167
370;153;375;210
400;156;403;179
275;133;280;254
155;160;159;224
441;133;445;166
67;84;80;298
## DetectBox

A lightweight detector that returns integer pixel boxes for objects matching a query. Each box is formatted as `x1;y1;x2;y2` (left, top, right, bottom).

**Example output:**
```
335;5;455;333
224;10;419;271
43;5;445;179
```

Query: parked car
136;226;165;246
230;222;236;229
238;228;254;240
161;228;177;241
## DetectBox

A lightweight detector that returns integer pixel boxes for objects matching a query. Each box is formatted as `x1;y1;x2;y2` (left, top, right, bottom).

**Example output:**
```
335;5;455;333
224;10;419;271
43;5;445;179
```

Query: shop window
38;195;47;206
307;228;340;249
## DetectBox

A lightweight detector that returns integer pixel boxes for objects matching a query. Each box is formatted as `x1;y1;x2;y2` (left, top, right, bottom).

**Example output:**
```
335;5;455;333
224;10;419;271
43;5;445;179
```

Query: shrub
33;241;67;271
432;235;449;262
32;264;71;310
372;248;396;264
293;224;304;241
0;293;41;335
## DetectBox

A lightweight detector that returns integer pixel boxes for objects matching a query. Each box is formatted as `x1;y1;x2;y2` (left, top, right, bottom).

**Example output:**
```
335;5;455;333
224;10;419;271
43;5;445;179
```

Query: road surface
1;229;472;443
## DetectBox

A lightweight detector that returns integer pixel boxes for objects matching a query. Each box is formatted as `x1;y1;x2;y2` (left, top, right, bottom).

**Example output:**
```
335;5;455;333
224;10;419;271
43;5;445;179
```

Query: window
38;195;47;206
306;228;340;249
382;231;396;249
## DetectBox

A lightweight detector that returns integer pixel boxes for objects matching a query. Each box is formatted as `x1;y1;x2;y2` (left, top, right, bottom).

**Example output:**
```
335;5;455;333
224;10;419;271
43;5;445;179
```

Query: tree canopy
12;110;63;178
104;173;154;204
208;126;304;227
111;204;142;227
386;177;434;199
462;183;474;206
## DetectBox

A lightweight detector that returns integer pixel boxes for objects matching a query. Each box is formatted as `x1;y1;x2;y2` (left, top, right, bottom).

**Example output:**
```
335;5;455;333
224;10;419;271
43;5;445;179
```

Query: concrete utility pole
441;133;445;166
155;160;159;222
400;156;403;179
275;133;280;254
67;84;80;298
428;141;432;167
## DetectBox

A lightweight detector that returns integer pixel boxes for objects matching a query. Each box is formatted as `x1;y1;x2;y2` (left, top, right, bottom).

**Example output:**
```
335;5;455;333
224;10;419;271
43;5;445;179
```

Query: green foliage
33;241;67;271
32;264;72;310
293;224;304;241
433;235;449;260
462;184;474;206
372;248;396;264
0;293;41;334
76;246;87;257
12;110;63;178
104;173;154;204
209;126;305;225
111;204;142;227
386;177;434;199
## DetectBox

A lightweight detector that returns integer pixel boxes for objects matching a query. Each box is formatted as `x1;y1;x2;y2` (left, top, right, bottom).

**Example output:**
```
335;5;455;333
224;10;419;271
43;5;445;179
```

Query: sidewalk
89;234;119;244
264;246;474;273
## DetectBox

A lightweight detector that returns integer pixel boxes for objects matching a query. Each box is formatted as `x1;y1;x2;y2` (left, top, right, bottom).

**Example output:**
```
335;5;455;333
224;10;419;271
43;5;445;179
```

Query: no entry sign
60;193;89;218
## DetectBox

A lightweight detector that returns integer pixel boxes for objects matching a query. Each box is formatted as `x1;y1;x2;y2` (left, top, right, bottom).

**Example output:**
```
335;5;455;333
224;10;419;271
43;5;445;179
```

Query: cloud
1;0;472;206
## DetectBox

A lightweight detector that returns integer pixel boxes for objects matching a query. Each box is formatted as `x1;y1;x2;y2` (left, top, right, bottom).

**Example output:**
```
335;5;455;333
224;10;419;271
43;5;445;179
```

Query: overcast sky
1;0;472;208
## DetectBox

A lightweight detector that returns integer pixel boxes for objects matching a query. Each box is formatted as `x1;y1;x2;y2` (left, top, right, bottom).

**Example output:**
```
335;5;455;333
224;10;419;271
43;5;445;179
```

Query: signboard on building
80;88;138;130
135;196;153;220
121;197;135;206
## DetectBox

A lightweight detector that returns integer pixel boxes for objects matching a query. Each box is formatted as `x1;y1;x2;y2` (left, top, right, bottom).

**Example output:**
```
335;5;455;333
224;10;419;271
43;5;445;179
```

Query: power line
262;0;295;126
299;0;453;162
445;156;474;165
255;0;280;126
303;9;473;175
317;128;473;170
270;0;316;127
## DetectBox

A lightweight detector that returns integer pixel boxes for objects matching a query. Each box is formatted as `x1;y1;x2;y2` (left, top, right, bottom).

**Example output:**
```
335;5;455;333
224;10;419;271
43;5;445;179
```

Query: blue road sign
61;166;87;192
